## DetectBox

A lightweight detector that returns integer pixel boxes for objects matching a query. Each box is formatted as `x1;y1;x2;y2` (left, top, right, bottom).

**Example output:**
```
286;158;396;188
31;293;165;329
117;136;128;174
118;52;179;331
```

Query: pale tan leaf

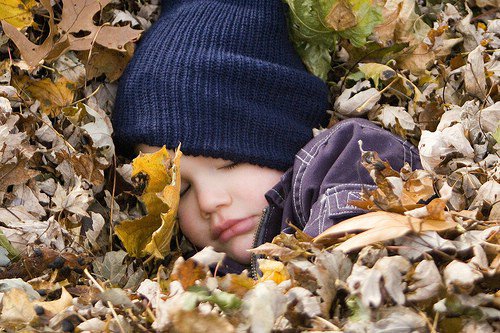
32;287;73;316
0;288;35;324
313;211;456;252
464;45;487;99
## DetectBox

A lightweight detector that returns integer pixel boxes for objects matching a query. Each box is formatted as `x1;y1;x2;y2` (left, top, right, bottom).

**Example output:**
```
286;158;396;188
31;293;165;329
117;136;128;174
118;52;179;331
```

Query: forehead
136;143;230;168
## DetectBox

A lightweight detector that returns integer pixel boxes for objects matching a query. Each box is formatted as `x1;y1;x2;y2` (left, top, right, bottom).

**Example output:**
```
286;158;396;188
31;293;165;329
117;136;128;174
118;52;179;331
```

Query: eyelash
222;162;239;170
180;163;239;197
180;184;190;197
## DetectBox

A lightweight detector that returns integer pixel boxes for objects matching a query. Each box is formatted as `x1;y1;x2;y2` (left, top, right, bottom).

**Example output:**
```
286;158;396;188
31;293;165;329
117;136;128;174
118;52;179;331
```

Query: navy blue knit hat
113;0;329;171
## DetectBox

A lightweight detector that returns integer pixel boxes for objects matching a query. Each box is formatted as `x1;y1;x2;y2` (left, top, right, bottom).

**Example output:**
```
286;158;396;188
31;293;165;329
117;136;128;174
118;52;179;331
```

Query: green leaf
493;122;500;144
184;286;242;312
283;0;383;81
208;291;242;311
358;63;396;87
0;229;19;258
338;0;383;47
294;41;333;81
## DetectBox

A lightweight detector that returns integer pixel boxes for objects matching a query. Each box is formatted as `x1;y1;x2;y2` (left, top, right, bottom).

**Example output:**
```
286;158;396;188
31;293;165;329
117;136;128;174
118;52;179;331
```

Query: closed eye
180;184;191;197
221;162;239;170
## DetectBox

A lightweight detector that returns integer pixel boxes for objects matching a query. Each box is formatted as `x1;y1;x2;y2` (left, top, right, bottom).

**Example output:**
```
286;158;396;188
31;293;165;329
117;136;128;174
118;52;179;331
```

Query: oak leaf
2;0;142;68
32;287;73;317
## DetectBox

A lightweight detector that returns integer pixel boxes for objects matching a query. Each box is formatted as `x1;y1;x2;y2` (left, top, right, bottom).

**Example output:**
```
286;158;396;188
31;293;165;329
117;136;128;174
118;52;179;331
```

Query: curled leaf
313;211;457;252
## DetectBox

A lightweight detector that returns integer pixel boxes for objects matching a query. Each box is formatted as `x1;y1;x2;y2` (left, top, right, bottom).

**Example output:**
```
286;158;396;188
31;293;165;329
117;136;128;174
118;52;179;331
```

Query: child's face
137;145;284;264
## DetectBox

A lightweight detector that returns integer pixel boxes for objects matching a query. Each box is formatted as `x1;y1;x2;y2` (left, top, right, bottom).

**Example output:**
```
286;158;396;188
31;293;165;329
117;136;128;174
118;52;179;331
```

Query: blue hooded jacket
218;118;422;275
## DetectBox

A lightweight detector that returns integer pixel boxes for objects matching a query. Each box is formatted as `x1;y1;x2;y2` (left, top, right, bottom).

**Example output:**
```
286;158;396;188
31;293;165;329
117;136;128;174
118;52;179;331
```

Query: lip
213;216;257;242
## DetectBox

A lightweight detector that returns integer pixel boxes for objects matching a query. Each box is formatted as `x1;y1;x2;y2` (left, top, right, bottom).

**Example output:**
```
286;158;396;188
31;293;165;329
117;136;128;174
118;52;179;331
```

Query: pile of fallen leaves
0;0;498;332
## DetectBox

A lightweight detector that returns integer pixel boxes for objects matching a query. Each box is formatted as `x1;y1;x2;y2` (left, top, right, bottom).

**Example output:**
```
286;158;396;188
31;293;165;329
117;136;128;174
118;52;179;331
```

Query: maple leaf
0;151;38;193
283;0;383;80
50;177;92;217
114;147;181;259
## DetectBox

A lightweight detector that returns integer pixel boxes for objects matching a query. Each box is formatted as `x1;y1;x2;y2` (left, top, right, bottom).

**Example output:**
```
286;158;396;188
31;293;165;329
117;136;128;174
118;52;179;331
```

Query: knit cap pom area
113;0;330;171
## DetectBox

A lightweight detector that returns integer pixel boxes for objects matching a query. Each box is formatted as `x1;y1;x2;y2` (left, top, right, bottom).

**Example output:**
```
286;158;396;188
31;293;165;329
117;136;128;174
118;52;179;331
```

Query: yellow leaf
114;215;163;257
358;63;396;87
258;259;290;284
133;146;172;194
219;273;256;298
145;149;181;258
115;147;181;259
0;0;36;29
12;75;76;117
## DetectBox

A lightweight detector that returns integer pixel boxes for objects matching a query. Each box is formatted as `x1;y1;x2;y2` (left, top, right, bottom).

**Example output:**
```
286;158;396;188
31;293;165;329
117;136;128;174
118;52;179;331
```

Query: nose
195;183;232;218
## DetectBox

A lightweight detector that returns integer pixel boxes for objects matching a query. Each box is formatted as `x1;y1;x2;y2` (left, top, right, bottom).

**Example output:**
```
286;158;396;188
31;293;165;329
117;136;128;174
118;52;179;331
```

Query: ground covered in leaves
0;0;498;332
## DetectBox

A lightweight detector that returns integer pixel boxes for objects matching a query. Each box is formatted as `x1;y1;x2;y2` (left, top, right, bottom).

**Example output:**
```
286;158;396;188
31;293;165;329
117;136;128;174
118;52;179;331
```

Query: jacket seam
270;188;284;202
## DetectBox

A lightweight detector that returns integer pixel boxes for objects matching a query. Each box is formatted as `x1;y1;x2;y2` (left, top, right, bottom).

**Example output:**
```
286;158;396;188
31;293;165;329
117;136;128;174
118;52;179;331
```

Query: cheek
240;169;282;206
178;198;209;247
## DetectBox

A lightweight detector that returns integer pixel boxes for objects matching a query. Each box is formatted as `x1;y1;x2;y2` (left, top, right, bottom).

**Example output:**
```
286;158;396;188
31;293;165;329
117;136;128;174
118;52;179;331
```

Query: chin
225;234;254;265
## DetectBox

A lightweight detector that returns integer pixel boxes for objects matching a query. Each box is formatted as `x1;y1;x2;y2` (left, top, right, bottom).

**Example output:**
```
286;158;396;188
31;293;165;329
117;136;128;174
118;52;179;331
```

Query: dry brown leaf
0;152;38;192
249;242;304;261
169;258;207;290
12;75;75;117
371;0;404;46
32;287;73;317
313;211;457;252
401;170;435;206
79;44;135;82
325;0;357;31
406;260;443;302
397;42;435;75
58;0;141;52
464;45;487;99
443;260;483;294
55;151;106;186
1;0;61;67
171;309;235;333
2;0;141;68
358;149;405;212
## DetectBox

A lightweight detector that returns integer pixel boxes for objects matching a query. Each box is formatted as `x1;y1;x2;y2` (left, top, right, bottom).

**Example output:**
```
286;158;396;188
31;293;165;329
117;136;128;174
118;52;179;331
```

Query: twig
84;268;126;333
355;77;399;113
109;155;117;251
70;84;102;106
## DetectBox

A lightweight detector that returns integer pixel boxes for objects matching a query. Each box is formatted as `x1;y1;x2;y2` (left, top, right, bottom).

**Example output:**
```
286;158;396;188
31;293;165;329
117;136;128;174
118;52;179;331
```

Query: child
112;0;421;274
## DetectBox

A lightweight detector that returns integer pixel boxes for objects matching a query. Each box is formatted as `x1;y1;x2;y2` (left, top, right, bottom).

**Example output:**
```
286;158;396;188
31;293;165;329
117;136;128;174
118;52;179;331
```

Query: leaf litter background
0;0;498;332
